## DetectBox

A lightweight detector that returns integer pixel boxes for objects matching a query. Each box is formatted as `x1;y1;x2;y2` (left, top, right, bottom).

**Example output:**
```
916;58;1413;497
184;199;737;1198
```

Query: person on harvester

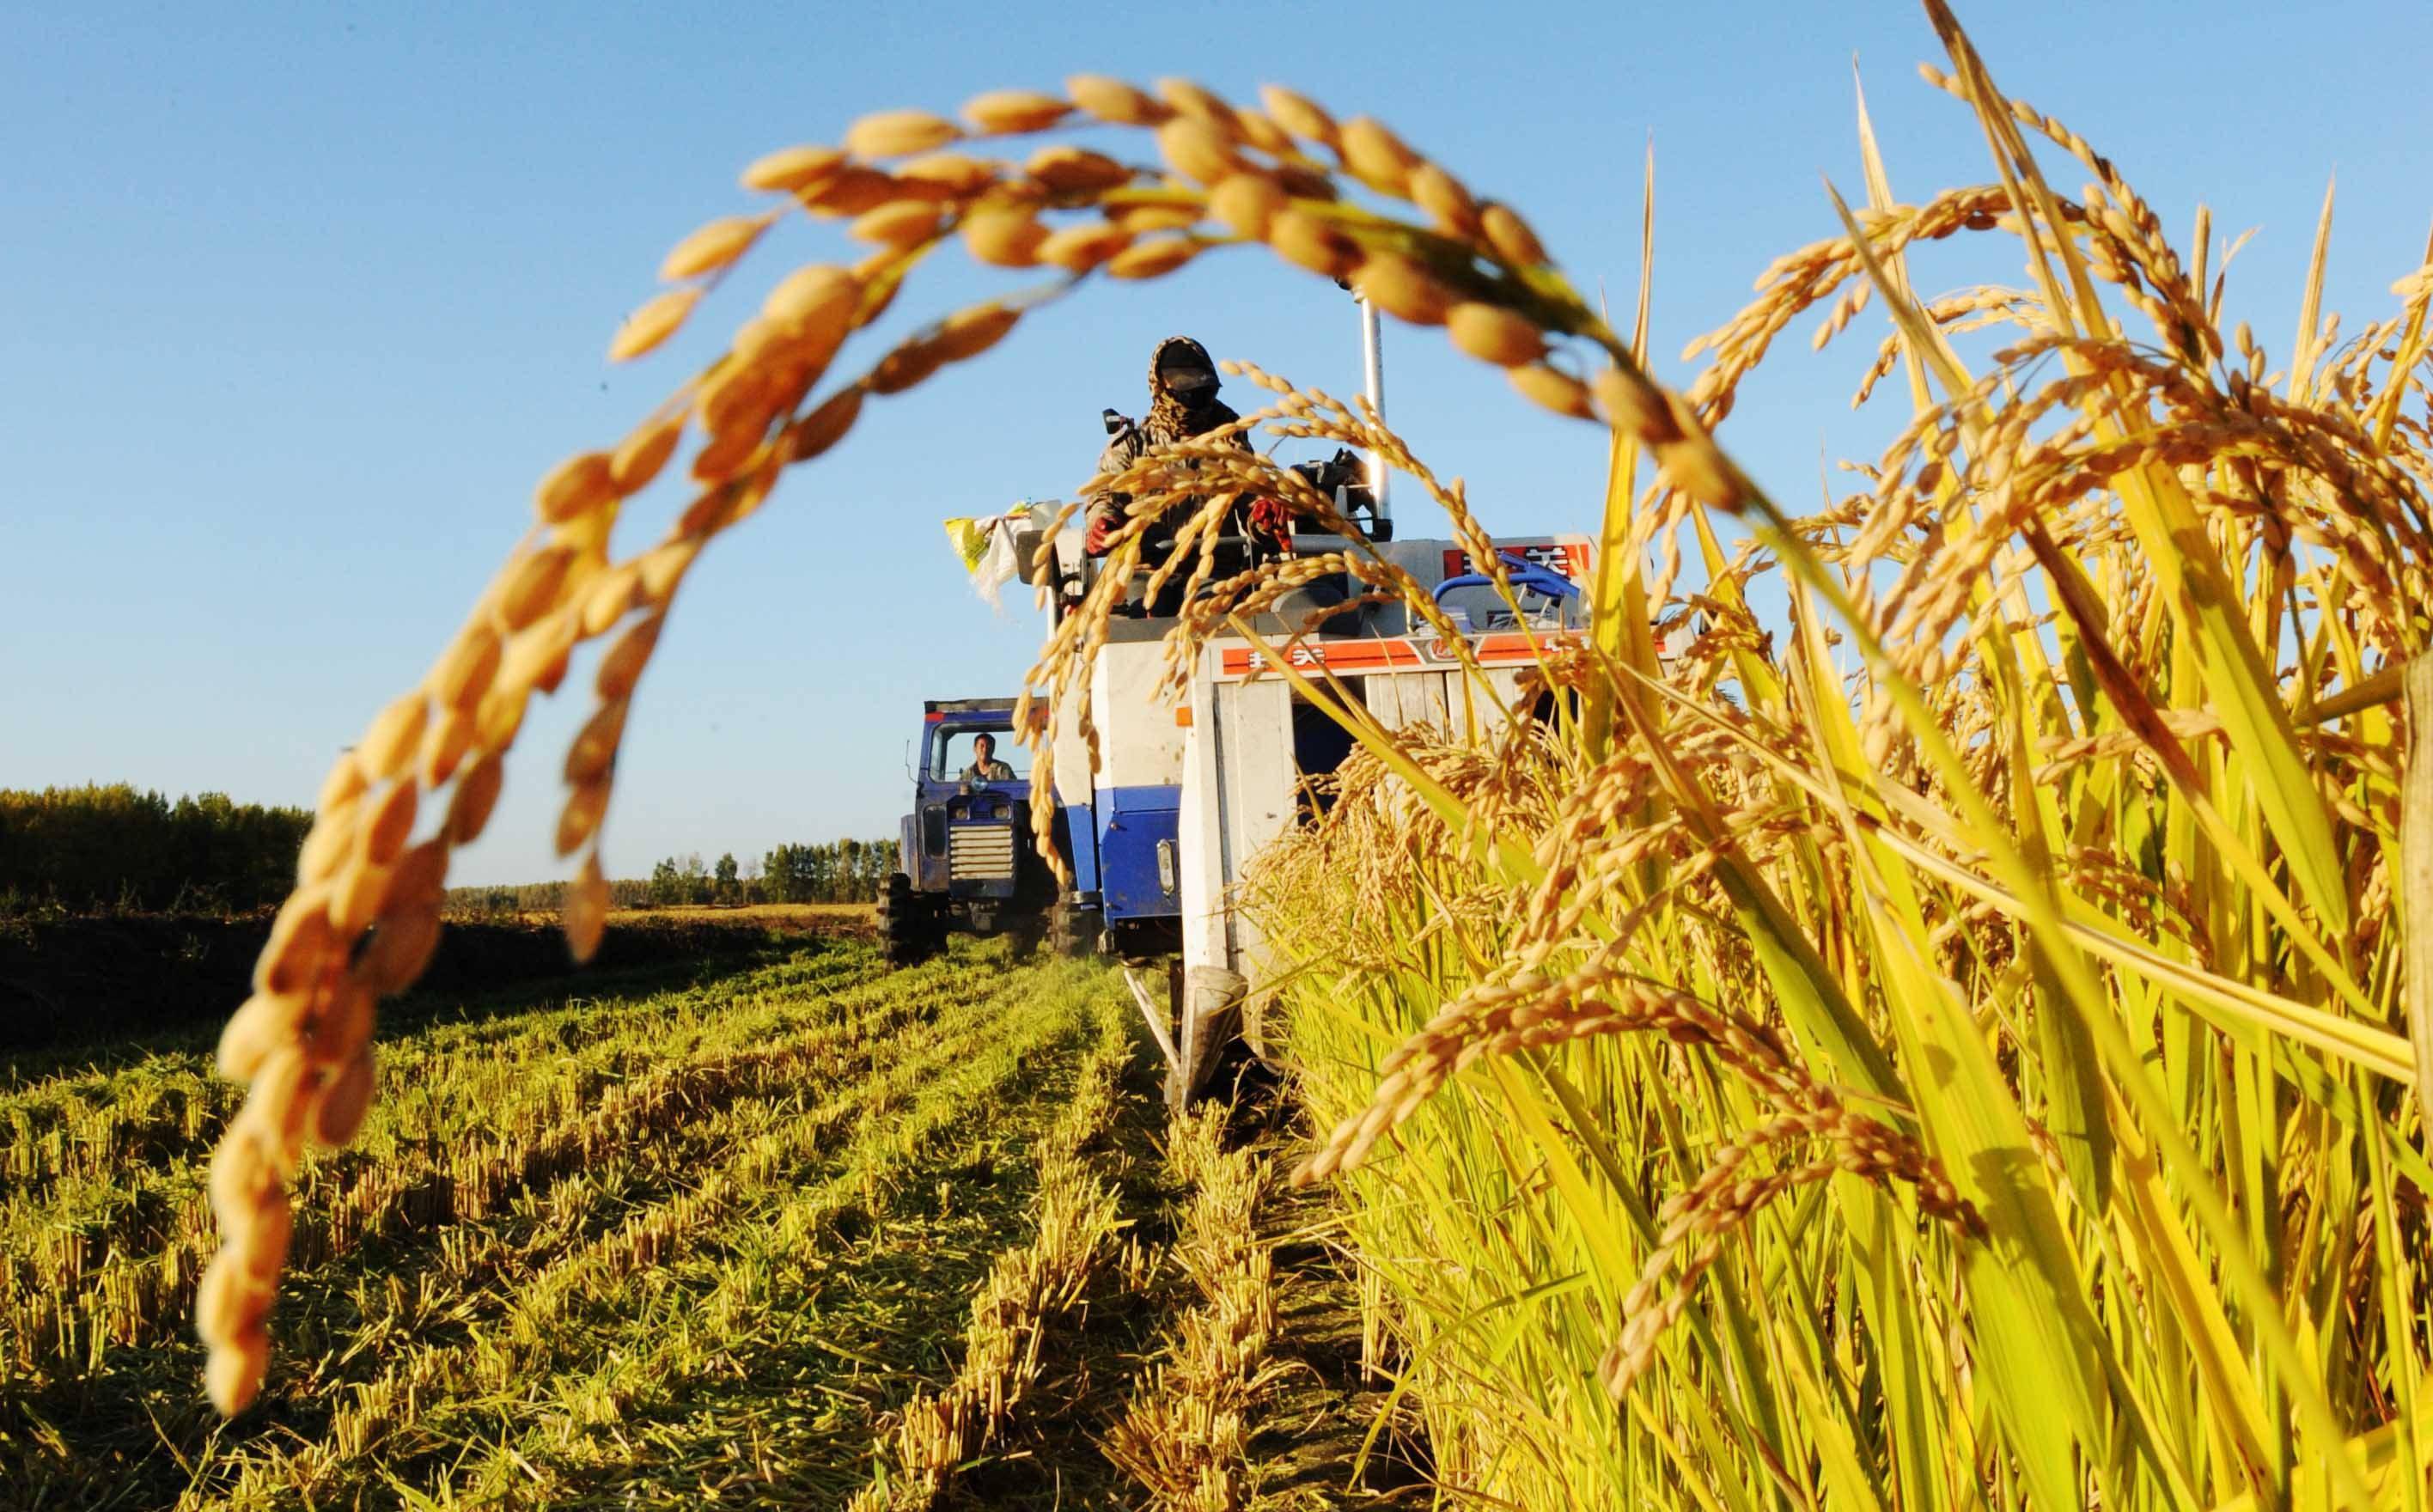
1085;335;1256;559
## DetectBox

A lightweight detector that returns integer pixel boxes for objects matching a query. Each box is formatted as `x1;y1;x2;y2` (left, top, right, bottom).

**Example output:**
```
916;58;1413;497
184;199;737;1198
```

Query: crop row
0;942;872;1197
0;943;933;1385
0;939;1040;1505
194;955;1118;1508
853;986;1134;1509
1101;1107;1281;1509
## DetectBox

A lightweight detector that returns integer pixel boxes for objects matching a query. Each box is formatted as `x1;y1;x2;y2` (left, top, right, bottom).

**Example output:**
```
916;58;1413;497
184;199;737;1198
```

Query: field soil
0;929;1415;1509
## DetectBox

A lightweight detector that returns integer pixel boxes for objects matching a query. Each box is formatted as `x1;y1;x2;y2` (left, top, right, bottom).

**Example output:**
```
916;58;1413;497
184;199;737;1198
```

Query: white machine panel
1090;639;1187;791
1049;680;1096;810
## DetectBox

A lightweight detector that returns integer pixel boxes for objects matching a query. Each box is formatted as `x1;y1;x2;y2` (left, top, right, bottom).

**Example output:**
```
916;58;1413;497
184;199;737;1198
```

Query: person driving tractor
1085;335;1254;557
960;733;1015;783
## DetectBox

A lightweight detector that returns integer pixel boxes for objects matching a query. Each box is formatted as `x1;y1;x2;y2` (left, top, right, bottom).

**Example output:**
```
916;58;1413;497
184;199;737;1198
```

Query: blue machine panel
1097;784;1180;921
1054;801;1097;896
902;808;948;893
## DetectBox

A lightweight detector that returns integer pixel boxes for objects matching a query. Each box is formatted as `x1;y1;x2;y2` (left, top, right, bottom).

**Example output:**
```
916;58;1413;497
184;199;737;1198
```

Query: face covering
1160;367;1218;405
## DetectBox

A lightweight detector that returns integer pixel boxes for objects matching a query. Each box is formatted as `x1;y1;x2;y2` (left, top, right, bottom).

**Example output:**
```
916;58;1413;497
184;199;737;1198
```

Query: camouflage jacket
1088;336;1251;545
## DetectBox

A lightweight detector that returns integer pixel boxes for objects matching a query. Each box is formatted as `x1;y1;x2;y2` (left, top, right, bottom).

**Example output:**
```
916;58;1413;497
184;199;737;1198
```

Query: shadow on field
0;906;869;1062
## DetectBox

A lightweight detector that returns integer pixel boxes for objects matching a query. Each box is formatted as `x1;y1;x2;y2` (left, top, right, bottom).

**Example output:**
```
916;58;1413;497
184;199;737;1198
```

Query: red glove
1248;497;1293;543
1084;515;1114;556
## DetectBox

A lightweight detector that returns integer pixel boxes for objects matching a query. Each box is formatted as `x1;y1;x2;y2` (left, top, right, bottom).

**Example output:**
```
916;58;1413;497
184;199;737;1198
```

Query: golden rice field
36;1;2422;1507
1216;43;2433;1512
3;932;1396;1509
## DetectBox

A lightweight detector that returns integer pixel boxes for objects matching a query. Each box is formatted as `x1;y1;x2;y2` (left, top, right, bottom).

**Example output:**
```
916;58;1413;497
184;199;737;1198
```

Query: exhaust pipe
1358;293;1389;525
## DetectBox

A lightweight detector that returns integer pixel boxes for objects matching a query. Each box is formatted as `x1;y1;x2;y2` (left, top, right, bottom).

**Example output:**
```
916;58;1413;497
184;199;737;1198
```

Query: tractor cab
911;700;1030;895
880;698;1069;966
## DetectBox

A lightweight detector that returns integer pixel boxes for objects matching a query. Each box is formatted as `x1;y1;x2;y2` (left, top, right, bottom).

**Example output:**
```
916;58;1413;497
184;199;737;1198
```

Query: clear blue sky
5;2;2427;886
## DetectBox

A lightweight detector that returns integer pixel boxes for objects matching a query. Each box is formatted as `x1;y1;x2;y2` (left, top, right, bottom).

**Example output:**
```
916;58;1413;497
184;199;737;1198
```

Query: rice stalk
854;1004;1131;1510
1101;1108;1284;1512
1205;20;2433;1509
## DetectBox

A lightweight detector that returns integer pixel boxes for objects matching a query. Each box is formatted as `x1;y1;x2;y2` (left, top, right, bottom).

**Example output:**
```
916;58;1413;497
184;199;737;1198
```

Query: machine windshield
932;728;1027;783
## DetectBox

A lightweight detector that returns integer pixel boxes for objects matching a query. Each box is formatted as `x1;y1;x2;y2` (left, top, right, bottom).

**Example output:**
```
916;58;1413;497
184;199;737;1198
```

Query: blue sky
4;2;2427;886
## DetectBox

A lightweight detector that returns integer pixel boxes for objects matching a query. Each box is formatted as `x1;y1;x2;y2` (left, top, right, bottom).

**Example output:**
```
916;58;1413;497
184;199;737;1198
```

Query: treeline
758;838;898;905
443;838;899;918
0;784;314;916
442;877;656;918
0;785;902;923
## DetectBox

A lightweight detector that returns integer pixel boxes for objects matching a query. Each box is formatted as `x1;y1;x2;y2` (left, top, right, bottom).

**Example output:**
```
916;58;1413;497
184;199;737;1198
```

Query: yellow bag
942;516;991;574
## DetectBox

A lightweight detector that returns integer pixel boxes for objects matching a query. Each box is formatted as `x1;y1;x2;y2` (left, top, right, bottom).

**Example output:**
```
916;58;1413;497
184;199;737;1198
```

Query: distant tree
0;783;313;916
564;838;903;916
438;838;905;923
763;844;807;904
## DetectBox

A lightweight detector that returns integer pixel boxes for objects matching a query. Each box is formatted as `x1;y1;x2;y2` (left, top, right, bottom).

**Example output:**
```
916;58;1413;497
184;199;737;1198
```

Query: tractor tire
878;873;930;969
1049;898;1102;959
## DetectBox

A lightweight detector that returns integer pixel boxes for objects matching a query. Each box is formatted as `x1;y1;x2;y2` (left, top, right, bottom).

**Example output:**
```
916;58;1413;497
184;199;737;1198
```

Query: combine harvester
887;306;1594;1107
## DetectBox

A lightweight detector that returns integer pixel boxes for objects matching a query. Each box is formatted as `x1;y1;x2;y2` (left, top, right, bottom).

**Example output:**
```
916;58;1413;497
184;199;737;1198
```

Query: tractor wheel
878;873;930;968
1049;898;1101;959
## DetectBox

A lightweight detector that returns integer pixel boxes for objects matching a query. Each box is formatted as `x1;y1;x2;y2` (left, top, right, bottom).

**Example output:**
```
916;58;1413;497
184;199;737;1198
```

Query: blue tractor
878;698;1097;967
